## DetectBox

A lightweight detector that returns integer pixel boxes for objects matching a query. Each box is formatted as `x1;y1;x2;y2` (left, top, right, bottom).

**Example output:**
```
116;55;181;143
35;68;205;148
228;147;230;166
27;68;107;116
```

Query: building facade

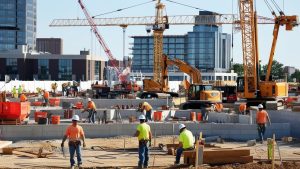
0;0;37;51
131;11;231;80
36;38;63;54
0;47;105;81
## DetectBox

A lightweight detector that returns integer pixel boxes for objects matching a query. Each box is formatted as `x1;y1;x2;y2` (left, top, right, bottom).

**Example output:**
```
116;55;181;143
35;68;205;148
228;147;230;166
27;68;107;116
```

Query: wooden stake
272;134;275;169
172;123;175;145
195;140;199;169
123;138;126;152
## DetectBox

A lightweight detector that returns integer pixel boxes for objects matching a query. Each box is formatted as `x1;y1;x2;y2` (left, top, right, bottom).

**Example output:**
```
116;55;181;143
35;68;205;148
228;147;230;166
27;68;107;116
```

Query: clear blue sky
37;0;300;69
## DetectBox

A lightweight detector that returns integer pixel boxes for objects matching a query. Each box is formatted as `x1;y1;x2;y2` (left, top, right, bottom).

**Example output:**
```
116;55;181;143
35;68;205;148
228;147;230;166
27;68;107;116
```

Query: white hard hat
258;104;264;109
72;115;80;121
87;98;91;102
179;124;186;130
139;115;146;120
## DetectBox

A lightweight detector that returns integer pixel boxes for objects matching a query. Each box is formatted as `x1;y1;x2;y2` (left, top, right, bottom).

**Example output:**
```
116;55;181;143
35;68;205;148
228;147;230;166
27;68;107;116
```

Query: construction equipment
236;0;298;108
77;0;130;84
162;54;222;109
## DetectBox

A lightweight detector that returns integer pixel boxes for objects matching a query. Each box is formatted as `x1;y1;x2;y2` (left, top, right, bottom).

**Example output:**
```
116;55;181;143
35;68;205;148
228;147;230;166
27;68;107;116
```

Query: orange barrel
190;112;196;121
197;113;202;121
34;112;47;122
154;111;162;121
51;115;60;124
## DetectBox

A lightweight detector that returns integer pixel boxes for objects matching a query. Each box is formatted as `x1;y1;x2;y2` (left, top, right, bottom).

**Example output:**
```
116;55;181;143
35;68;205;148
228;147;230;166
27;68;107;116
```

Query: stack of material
184;149;253;165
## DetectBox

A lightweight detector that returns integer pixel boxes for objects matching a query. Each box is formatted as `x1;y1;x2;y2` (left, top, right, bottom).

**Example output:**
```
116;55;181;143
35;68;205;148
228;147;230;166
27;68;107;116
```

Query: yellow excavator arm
163;54;202;84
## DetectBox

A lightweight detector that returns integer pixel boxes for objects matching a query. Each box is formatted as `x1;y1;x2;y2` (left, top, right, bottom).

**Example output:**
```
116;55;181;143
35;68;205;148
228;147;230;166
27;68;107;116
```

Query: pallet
0;119;22;125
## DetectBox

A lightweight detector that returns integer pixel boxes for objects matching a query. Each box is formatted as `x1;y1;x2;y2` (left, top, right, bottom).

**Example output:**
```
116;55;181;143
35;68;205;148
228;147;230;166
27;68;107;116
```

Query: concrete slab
0;141;12;149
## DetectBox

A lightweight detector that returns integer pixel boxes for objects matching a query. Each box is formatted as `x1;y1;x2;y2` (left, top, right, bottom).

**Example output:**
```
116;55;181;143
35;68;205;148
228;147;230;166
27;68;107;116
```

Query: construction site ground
1;136;300;169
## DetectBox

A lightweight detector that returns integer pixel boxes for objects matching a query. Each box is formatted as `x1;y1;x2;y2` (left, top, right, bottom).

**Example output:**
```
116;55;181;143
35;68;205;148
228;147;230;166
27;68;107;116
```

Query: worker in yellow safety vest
175;124;195;165
138;102;153;122
134;115;152;168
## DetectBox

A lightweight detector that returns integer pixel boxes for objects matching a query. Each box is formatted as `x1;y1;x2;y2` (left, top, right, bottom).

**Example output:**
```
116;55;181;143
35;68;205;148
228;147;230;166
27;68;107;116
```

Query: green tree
232;63;244;76
291;70;300;82
262;60;284;79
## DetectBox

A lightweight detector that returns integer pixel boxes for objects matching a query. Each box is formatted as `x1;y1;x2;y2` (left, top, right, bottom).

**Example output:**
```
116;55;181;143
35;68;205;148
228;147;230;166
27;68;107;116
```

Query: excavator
236;0;298;108
143;54;222;109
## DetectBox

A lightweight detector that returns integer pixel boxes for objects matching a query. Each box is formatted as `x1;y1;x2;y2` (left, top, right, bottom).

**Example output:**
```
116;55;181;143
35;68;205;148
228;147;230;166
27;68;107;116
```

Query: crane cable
92;0;155;18
164;0;206;11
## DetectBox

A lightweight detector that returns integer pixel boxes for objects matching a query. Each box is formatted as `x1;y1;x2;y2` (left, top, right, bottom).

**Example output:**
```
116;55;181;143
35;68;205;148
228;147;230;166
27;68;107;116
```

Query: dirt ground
1;136;300;169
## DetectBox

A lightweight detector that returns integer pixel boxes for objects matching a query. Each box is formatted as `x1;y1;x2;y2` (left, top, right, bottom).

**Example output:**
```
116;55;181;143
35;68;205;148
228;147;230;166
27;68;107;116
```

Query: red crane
78;0;129;82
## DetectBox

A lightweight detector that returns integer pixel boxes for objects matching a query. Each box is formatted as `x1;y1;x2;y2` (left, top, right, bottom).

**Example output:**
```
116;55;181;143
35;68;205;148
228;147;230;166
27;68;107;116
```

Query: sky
37;0;300;69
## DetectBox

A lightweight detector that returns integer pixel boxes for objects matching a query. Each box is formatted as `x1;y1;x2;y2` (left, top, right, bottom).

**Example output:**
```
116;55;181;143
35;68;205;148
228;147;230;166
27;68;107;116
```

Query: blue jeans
88;109;96;123
175;147;184;164
175;147;194;164
257;124;266;142
145;110;152;122
69;143;82;166
138;141;149;167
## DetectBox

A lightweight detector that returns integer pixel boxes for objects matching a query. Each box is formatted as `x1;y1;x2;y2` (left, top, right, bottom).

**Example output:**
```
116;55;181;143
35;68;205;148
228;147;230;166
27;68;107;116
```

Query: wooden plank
204;156;253;165
204;149;250;158
13;150;37;158
2;147;13;155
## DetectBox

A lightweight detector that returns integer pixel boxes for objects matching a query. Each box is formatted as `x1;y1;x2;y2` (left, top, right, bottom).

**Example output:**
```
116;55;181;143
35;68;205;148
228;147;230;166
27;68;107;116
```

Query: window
58;59;72;80
95;61;100;80
6;58;18;79
38;59;49;80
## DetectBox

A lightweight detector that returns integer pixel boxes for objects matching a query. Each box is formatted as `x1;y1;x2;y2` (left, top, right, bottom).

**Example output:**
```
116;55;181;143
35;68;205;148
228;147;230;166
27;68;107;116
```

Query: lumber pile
184;149;253;165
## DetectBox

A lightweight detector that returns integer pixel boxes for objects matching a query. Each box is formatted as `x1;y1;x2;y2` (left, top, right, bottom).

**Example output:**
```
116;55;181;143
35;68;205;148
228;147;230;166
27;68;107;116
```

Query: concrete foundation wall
0;123;290;141
267;110;300;138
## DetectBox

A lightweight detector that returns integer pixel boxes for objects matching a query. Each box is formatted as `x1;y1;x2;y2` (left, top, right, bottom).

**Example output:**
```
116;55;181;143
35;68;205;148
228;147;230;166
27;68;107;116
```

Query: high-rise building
37;38;63;54
131;11;231;79
0;0;37;51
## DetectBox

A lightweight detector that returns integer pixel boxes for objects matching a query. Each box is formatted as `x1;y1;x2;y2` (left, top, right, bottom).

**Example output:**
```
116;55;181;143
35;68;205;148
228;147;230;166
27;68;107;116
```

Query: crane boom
50;15;274;27
78;0;120;76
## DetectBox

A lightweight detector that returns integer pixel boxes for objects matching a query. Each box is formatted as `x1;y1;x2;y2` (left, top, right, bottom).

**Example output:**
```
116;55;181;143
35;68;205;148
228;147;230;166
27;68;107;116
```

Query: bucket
51;115;60;124
197;113;202;121
64;109;73;119
190;112;196;121
38;117;48;125
34;112;47;122
154;111;162;121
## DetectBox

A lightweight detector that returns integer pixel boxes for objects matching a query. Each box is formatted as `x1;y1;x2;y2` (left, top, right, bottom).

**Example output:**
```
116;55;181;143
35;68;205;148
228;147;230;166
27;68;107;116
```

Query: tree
232;63;244;76
262;60;284;80
291;70;300;82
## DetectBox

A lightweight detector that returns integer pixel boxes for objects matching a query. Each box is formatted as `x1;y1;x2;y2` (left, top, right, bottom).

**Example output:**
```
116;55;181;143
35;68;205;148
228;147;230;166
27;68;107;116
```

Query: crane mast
238;0;259;99
153;0;169;88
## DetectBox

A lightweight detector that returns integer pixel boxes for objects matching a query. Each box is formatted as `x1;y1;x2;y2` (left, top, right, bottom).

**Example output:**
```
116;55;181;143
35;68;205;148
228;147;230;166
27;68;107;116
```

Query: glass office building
131;11;231;77
0;0;37;51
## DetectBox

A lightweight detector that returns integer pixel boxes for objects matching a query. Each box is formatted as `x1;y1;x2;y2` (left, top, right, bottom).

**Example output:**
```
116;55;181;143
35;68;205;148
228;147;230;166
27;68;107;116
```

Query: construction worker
139;102;153;122
83;98;96;123
43;90;50;106
239;103;247;115
12;86;17;98
19;93;27;102
18;85;23;97
175;124;195;165
61;115;86;169
256;104;271;143
134;115;152;168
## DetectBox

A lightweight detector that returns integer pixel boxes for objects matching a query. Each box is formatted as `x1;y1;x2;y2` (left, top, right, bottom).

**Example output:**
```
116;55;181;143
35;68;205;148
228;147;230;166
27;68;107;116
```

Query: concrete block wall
268;110;300;138
0;123;290;141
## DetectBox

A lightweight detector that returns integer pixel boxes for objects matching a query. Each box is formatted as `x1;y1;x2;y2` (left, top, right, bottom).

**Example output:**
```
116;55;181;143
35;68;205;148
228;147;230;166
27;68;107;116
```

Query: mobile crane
236;0;298;108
